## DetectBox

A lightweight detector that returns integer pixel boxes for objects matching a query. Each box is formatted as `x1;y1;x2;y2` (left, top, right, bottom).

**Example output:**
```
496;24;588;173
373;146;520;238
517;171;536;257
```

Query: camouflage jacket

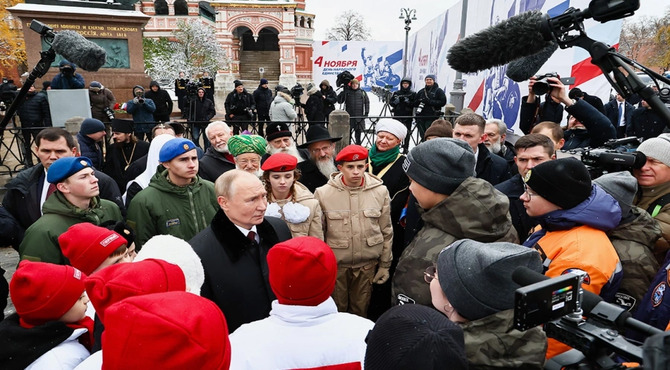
462;309;547;369
635;181;670;264
610;206;662;311
392;177;518;306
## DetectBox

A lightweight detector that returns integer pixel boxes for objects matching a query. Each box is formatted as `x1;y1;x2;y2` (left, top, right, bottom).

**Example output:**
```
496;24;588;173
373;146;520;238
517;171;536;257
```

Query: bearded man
228;134;267;178
264;122;309;163
485;119;516;176
104;119;150;191
198;121;235;182
297;125;341;193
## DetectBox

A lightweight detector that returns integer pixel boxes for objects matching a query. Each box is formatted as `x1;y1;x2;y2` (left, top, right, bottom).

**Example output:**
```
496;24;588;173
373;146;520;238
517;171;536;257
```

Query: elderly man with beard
263;122;309;162
297;125;342;193
198;121;235;182
485;119;516;176
104;119;150;191
228;134;267;177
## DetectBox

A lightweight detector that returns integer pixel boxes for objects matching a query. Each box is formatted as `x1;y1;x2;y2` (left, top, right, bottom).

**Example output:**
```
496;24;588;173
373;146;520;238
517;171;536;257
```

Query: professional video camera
290;83;304;101
371;84;393;103
513;266;663;369
557;137;644;178
186;80;203;98
336;70;355;88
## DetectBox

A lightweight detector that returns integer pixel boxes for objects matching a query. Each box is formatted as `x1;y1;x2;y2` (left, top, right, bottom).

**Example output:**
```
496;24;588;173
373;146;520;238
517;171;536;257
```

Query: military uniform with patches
631;256;670;340
392;177;517;306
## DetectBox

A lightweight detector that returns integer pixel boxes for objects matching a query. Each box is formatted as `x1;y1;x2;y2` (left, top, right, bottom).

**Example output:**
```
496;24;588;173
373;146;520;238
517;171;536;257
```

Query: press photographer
190;87;216;150
50;59;85;90
125;85;156;141
224;80;255;135
337;74;369;145
414;75;446;139
389;78;416;149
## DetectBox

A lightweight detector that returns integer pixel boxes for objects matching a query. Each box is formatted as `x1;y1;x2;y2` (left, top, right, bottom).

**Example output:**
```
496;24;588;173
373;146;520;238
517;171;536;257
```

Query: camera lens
533;81;550;95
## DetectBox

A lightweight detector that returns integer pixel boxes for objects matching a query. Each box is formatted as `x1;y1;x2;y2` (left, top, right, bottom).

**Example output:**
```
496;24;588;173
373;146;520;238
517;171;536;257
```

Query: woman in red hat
261;153;324;239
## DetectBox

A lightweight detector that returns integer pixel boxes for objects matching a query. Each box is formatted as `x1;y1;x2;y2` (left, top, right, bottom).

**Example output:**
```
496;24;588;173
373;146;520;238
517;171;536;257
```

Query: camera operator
224;80;255;135
17;84;52;166
389;77;416;149
88;81;116;124
337;78;369;145
50;59;85;90
191;87;216;150
269;86;297;123
199;71;215;105
543;76;616;150
0;77;17;112
319;80;337;122
414;75;446;140
519;78;564;135
633;135;670;265
126;85;156;141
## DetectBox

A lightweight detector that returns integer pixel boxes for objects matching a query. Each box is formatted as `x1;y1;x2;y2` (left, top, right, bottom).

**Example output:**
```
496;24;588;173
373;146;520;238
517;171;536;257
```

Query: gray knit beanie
593;171;637;218
437;239;543;321
403;138;475;195
636;134;670;168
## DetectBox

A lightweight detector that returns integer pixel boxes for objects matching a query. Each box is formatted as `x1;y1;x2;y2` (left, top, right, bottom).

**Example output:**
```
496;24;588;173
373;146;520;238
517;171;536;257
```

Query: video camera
557;137;645;178
371;84;394;103
336;70;355;88
186;80;203;98
513;266;663;368
290;83;304;101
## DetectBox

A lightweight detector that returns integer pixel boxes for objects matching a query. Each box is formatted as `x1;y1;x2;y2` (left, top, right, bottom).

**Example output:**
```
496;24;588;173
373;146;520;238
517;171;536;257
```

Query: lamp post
399;8;417;78
450;0;468;112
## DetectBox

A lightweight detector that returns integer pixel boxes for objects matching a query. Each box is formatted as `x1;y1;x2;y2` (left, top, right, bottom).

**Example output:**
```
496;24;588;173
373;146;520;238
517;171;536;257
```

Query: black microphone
52;30;107;72
505;41;558;82
447;10;553;74
512;266;663;337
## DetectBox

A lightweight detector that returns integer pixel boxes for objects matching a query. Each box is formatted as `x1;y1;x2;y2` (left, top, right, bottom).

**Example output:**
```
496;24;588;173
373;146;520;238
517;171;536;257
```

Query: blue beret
159;138;197;162
47;157;93;184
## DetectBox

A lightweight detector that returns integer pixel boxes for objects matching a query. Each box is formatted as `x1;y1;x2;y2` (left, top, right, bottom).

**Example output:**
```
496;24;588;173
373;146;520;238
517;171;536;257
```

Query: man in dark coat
103;119;150;191
337;79;369;145
189;170;291;332
175;71;188;116
297;125;341;193
252;78;272;136
390;77;416;151
198;121;235;182
414;74;446;139
225;80;256;135
453;113;510;186
76;118;107;170
569;87;605;114
191;87;216;150
604;93;634;138
627;99;668;141
144;81;173;123
17;85;52;166
305;83;325;123
319;80;337;122
2;128;124;247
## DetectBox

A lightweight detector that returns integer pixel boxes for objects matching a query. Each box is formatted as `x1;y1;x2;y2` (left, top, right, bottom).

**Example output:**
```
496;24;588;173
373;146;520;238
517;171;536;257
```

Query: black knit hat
404;138;474;195
265;122;292;142
364;304;467;370
523;157;592;209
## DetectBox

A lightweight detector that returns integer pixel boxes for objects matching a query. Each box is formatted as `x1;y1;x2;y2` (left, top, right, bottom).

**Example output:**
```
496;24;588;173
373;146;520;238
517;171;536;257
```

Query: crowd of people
2;65;670;369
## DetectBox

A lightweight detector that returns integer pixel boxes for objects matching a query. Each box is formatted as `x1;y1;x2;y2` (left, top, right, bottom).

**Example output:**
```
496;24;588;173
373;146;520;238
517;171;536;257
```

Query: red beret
261;153;297;172
335;145;368;162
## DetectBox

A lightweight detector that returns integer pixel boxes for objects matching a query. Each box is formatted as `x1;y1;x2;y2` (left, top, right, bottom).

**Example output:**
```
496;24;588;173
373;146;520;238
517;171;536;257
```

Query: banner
312;41;404;92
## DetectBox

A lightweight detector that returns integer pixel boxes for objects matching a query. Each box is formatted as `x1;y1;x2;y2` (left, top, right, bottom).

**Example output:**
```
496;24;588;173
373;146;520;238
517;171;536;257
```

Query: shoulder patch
652;282;666;308
396;294;415;305
166;218;181;228
614;292;637;312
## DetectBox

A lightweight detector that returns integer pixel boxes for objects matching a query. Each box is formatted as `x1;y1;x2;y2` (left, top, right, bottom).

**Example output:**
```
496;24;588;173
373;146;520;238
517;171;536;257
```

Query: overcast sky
305;0;667;42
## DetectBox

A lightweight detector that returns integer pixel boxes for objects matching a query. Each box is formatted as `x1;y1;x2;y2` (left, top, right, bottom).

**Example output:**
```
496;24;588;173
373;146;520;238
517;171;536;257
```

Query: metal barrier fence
0;113;458;178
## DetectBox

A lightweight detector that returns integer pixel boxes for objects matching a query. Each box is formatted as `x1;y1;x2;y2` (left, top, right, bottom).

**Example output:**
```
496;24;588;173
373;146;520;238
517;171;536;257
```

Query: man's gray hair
205;121;232;139
486;119;507;137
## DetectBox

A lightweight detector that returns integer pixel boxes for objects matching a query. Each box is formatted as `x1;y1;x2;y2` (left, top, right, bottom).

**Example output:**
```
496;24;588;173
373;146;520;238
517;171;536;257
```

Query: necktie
46;183;57;199
247;231;257;243
618;103;624;127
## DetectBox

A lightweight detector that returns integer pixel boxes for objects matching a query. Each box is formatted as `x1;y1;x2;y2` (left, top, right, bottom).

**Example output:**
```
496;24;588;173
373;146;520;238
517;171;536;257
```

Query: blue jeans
191;125;210;150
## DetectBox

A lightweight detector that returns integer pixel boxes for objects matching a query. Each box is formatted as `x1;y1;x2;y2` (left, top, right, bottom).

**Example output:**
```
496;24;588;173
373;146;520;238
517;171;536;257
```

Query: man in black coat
569;87;605;114
2;128;124;246
296;125;341;193
17;85;52;166
198;121;235;182
627;99;668;141
337;79;369;145
103;119;150;191
252;78;272;136
189;170;291;331
414;74;446;139
519;84;564;134
225;80;256;135
453;113;510;186
390;77;416;151
191;87;216;150
604;93;634;138
319;80;337;122
144;81;173;123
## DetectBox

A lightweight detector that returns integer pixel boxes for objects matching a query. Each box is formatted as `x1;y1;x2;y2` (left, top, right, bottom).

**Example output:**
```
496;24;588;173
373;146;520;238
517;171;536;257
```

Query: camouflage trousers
333;263;376;318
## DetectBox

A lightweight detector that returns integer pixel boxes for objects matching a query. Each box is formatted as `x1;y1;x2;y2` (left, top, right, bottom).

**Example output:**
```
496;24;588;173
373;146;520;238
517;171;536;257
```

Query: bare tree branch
325;10;371;41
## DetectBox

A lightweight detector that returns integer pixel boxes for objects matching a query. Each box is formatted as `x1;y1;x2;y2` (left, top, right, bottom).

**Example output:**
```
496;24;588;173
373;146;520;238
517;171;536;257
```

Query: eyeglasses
424;265;438;284
523;184;539;200
310;145;333;154
237;158;260;166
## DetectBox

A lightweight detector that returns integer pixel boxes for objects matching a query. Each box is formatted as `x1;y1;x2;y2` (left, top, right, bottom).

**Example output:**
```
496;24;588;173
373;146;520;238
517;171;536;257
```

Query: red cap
85;259;186;324
335;144;368;162
102;291;231;370
59;223;128;276
268;236;337;306
261;152;298;172
10;261;86;328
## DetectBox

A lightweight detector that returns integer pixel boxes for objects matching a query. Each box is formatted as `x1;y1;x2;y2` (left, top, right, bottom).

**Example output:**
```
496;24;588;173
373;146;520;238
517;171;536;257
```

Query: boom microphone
52;30;107;72
447;10;552;74
505;41;558;82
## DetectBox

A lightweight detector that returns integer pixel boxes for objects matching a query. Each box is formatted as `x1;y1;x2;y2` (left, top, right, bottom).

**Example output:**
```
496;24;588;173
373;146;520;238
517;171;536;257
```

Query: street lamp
399;8;417;78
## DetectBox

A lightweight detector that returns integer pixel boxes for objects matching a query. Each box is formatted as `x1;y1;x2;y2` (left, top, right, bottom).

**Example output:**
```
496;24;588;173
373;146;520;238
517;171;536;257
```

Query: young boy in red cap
59;222;133;276
1;261;92;369
230;236;374;369
314;144;393;317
